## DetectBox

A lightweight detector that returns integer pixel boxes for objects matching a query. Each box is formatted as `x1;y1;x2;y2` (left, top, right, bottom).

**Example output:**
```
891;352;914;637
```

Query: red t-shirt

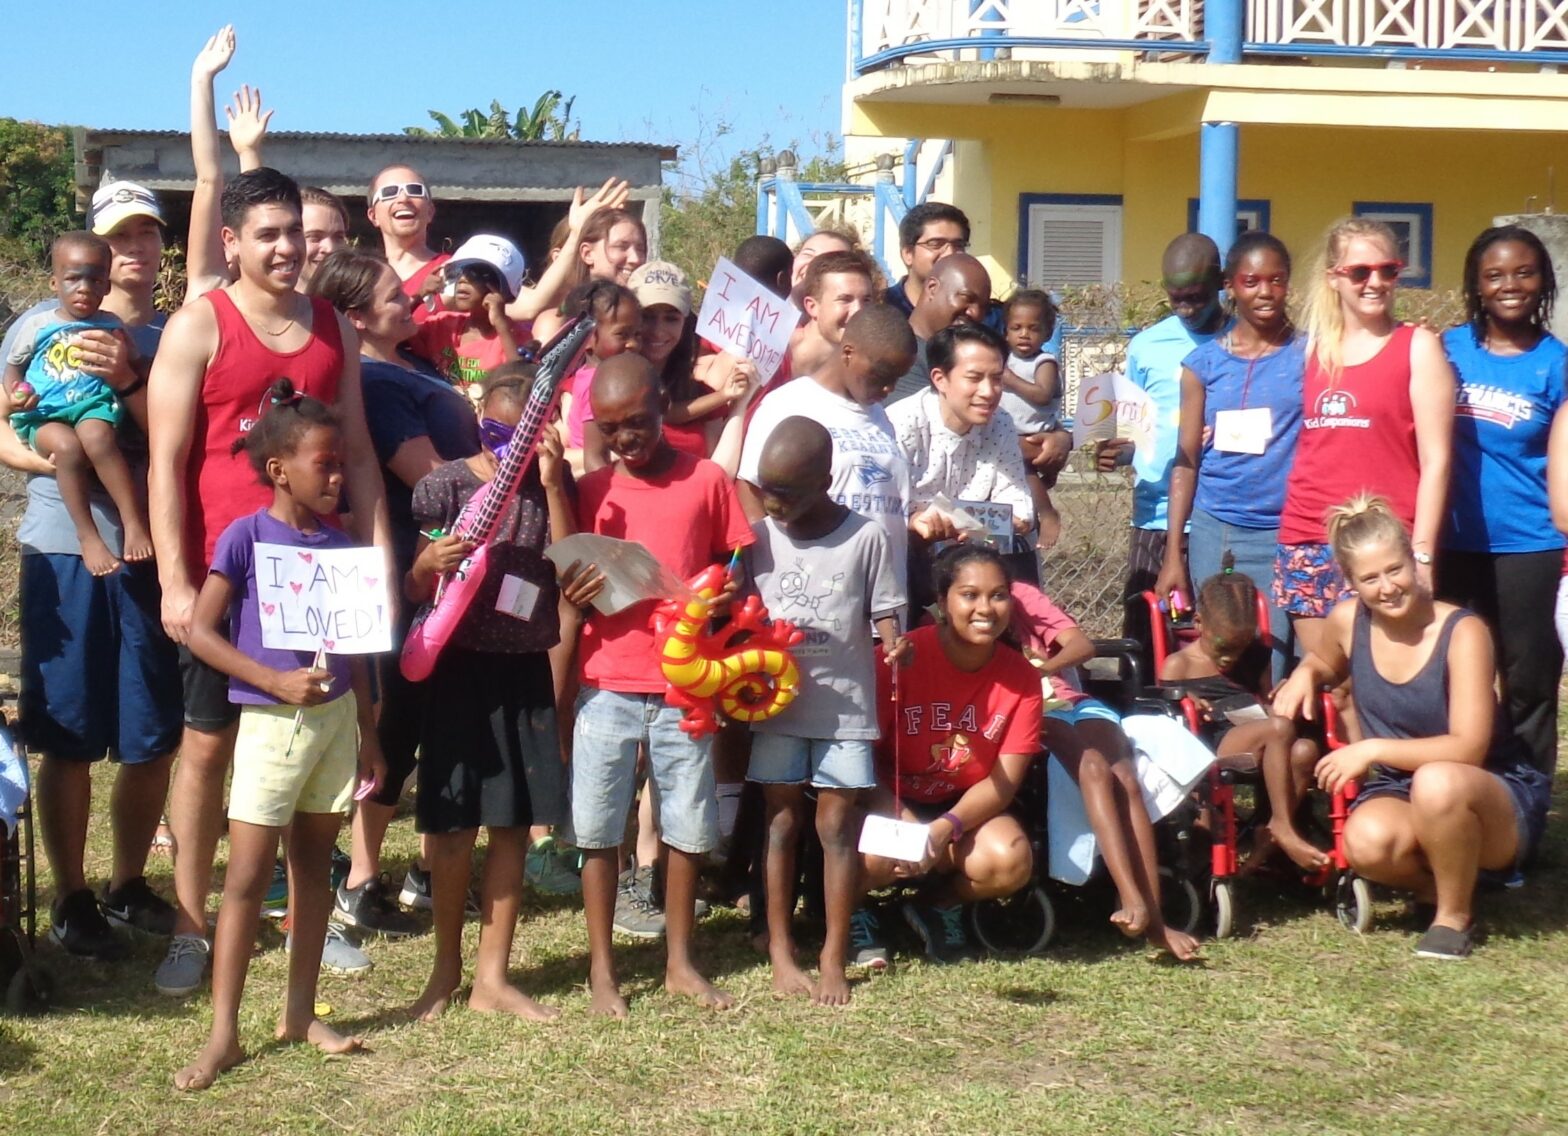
1279;324;1419;544
575;450;755;692
403;253;453;325
407;311;530;392
186;290;343;570
875;625;1043;805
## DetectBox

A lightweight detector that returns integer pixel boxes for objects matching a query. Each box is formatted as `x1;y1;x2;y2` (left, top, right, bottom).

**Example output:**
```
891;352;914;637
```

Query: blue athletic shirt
1126;314;1224;530
1183;334;1305;530
1442;326;1567;553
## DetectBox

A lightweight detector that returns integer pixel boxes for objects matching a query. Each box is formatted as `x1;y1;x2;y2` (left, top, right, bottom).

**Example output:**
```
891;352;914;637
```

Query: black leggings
1438;548;1563;778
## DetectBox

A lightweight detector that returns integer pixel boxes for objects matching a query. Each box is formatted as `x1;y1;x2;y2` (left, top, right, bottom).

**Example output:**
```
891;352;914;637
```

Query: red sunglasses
1332;261;1404;285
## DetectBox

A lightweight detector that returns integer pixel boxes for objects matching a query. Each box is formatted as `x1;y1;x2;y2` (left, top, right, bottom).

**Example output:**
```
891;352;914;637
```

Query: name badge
495;574;540;621
858;815;929;863
1214;407;1272;455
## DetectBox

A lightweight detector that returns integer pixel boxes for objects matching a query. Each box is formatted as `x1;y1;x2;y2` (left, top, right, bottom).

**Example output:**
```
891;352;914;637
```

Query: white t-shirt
887;387;1036;529
1002;350;1061;433
740;376;911;593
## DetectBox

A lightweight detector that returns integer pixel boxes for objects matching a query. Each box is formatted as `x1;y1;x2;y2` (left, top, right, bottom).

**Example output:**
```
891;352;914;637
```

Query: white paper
543;533;697;616
1214;406;1272;455
494;574;541;622
1222;701;1270;726
1072;371;1156;456
694;256;800;381
857;814;931;863
254;543;392;654
954;498;1014;541
926;492;992;539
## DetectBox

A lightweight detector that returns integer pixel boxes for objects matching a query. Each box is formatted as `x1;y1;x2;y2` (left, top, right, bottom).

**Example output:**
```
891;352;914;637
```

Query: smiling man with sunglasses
368;165;449;318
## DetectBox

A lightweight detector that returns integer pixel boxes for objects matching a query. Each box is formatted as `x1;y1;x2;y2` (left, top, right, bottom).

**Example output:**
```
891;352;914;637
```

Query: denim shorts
1272;541;1353;618
747;733;876;790
1045;697;1121;727
569;687;717;854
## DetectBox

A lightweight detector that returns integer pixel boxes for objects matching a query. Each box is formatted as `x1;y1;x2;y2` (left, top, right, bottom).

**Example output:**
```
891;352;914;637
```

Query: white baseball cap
629;261;692;317
448;234;526;301
90;181;165;236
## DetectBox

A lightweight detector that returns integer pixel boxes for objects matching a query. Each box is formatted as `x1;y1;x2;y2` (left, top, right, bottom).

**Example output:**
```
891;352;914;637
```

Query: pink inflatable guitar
399;316;595;681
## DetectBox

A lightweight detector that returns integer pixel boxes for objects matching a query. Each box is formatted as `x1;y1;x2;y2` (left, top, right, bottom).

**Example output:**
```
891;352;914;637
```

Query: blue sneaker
261;860;288;920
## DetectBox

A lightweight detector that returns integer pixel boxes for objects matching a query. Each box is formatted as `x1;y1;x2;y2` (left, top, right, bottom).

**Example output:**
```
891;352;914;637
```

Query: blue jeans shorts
747;733;876;790
1045;697;1121;727
569;687;717;855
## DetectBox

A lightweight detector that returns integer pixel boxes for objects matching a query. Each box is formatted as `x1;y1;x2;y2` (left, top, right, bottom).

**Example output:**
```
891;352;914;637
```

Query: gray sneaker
154;933;211;996
288;923;373;976
612;868;666;939
849;906;891;971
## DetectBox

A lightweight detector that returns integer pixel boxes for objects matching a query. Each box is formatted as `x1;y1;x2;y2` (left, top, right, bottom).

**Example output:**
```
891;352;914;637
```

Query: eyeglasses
914;237;968;254
372;182;428;203
1332;261;1403;285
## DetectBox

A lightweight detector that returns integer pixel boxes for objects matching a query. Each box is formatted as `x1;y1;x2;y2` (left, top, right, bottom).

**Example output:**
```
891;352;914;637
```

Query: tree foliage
0;119;78;265
405;94;579;141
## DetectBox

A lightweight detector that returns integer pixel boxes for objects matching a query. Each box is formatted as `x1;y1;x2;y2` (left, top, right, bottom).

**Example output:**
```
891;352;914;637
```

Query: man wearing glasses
367;165;449;319
883;203;972;317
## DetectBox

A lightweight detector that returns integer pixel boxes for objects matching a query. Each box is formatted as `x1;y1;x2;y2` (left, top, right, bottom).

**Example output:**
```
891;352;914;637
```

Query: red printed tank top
185;290;344;569
1278;323;1418;544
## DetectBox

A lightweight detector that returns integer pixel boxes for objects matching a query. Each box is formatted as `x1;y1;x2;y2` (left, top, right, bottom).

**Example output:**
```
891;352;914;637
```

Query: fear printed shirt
874;625;1043;805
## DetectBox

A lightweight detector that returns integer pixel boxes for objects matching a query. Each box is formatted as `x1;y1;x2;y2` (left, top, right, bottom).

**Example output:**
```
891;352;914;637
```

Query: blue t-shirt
1442;326;1567;553
208;508;356;706
1126;314;1224;530
1183;334;1306;530
361;351;479;574
4;309;124;419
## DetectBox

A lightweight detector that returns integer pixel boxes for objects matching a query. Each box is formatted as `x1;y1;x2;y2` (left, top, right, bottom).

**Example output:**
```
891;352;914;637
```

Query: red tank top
185;290;344;569
1278;323;1418;544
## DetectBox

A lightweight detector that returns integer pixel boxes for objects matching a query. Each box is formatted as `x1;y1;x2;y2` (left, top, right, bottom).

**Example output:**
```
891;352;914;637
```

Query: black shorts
415;648;561;834
178;614;239;732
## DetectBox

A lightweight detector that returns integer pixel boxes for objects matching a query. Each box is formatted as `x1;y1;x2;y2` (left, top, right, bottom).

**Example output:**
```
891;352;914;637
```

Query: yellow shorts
228;694;359;827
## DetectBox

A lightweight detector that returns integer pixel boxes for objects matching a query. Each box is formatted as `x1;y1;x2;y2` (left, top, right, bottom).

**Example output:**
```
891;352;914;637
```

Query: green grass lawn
2;760;1566;1135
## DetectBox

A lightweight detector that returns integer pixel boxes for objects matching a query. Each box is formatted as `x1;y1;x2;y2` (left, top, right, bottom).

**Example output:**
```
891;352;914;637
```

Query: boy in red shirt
558;354;753;1017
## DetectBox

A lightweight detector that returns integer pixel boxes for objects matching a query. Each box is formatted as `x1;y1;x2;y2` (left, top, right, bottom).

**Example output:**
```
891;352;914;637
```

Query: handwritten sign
254;543;392;654
696;256;799;381
1072;371;1156;456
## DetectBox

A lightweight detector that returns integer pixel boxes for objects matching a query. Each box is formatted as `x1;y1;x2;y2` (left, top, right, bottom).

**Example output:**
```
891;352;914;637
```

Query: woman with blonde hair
1273;494;1549;960
1272;218;1456;656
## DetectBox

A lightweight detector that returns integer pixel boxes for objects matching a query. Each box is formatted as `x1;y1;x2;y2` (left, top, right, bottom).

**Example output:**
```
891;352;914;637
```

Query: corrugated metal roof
80;127;676;159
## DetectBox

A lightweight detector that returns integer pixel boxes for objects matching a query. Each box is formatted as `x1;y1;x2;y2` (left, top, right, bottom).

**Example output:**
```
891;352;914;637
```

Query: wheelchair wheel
1158;868;1202;935
4;965;52;1015
1211;879;1237;940
970;884;1055;956
1335;873;1374;934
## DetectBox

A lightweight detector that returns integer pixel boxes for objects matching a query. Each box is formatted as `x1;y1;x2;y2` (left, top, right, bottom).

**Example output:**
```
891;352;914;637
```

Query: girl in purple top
176;380;384;1092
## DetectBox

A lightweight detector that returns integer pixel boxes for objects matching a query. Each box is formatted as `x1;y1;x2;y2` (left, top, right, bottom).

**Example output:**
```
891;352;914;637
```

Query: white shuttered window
1025;202;1122;289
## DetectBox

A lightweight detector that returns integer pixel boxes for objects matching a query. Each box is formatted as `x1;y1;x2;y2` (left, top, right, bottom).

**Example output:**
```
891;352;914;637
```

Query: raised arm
505;179;631;322
185;27;237;302
147;302;218;643
1155;367;1205;599
1408;326;1456;589
226;83;271;173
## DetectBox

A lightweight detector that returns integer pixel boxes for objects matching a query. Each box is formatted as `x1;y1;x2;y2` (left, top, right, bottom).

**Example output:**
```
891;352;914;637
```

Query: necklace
255;314;297;338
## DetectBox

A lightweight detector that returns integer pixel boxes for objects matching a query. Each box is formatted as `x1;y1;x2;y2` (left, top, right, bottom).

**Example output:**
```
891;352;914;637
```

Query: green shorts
14;387;124;447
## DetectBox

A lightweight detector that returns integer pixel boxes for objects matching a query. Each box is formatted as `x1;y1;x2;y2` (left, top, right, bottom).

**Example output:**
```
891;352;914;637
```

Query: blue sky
0;1;848;178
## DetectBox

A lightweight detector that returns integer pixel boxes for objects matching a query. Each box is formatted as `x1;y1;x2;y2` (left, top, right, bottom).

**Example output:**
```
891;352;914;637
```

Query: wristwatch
1413;550;1433;565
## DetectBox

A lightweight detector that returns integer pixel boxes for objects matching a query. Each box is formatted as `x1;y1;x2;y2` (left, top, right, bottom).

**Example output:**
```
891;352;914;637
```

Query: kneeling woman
853;545;1041;966
1273;494;1550;959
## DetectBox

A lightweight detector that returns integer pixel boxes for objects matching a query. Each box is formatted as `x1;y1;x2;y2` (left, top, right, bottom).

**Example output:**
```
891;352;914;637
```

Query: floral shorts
1271;541;1353;618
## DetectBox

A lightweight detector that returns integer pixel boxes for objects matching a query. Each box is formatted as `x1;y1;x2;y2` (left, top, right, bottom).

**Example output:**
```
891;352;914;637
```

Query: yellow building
766;0;1568;292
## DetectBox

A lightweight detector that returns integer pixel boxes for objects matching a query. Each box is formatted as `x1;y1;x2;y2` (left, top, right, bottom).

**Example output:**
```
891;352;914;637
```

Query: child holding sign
176;381;384;1092
404;362;575;1023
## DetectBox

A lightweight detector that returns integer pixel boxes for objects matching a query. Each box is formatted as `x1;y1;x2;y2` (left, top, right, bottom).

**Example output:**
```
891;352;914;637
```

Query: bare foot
813;962;852;1008
173;1036;244;1092
469;979;561;1022
1110;897;1150;939
769;951;817;999
1270;819;1331;873
1240;825;1279;876
121;522;154;563
80;533;121;577
1148;923;1201;962
588;974;629;1019
666;964;735;1010
276;1016;366;1055
408;976;461;1023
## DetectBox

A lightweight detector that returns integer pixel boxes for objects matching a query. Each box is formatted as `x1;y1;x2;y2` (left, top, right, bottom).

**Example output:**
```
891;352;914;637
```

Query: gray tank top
1349;603;1466;741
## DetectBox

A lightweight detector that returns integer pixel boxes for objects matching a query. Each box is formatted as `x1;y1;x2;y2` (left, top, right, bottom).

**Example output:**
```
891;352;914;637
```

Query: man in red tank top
368;164;450;322
147;168;390;995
